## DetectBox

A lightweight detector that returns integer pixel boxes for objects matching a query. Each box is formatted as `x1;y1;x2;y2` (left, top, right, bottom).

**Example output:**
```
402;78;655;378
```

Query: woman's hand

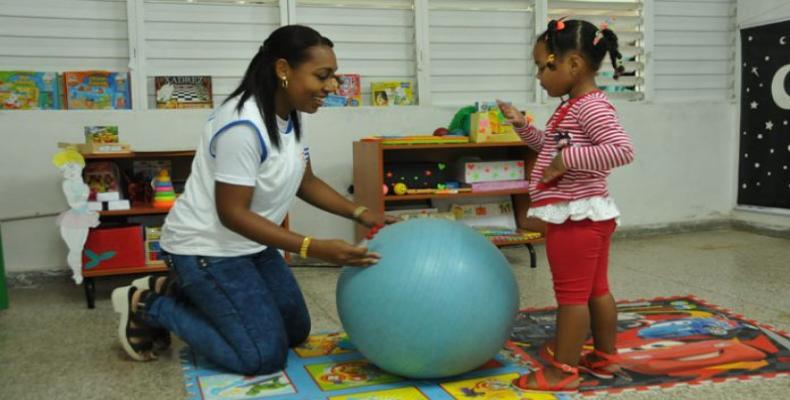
357;210;400;228
496;99;528;129
309;239;381;267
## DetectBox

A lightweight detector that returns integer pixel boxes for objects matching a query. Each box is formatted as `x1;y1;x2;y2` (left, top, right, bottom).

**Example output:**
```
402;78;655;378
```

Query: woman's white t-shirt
160;97;308;257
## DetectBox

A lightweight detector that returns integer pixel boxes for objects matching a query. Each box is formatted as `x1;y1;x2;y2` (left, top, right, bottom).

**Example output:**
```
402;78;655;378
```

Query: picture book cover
154;75;213;109
336;73;361;106
83;161;121;200
0;71;62;110
63;71;131;110
371;81;414;106
84;126;119;144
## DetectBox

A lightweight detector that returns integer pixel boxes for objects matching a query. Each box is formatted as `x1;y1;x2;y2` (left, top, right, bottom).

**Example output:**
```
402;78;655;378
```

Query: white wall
737;0;790;27
0;100;737;273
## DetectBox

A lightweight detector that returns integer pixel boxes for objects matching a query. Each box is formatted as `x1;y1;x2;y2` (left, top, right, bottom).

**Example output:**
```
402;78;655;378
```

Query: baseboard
613;218;733;239
7;218;786;284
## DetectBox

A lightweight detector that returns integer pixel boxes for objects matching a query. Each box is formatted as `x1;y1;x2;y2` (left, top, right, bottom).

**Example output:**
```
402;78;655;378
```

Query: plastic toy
393;183;408;195
152;169;176;209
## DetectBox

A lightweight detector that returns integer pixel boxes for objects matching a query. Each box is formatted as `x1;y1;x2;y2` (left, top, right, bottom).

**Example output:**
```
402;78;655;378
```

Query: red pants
546;219;616;305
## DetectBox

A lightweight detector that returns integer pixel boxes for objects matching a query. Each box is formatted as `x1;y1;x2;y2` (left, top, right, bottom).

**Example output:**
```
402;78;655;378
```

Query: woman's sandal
512;359;580;393
131;275;172;350
111;285;156;361
579;349;621;379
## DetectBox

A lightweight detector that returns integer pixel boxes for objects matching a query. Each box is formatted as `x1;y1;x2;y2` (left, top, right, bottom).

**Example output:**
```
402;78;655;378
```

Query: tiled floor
1;229;788;399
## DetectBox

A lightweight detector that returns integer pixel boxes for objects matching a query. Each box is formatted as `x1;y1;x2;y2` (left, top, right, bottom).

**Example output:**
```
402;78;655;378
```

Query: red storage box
82;224;145;271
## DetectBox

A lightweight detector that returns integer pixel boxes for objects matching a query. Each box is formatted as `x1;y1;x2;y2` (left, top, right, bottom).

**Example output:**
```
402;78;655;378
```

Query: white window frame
544;0;648;102
124;0;653;108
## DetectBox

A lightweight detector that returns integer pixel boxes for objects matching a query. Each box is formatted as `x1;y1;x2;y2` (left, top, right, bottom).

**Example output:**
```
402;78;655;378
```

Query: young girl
111;25;394;374
499;19;635;393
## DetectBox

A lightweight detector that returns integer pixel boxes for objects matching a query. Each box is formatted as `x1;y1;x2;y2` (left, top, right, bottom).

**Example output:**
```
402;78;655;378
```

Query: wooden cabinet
81;150;194;308
352;140;545;268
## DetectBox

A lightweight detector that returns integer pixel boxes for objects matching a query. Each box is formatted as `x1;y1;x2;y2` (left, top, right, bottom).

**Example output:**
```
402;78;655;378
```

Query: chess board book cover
154;75;213;109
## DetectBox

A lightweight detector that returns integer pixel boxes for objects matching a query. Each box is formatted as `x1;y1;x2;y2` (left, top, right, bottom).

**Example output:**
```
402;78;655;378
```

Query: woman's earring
281;77;288;88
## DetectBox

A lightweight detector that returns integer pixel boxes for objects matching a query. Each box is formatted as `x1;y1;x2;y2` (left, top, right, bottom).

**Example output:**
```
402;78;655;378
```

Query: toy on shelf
152;169;176;209
447;102;534;143
144;227;164;265
469;101;522;143
433;127;450;136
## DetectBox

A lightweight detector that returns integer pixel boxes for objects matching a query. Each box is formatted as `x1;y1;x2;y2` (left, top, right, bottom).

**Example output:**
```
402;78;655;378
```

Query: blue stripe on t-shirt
208;120;267;163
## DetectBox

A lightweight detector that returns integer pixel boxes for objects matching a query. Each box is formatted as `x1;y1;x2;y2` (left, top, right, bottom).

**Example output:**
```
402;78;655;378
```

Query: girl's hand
357;210;400;228
496;99;528;129
310;239;381;267
541;153;568;184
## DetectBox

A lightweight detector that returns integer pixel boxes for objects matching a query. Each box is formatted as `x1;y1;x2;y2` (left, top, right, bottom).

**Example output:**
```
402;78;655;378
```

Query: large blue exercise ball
336;218;519;379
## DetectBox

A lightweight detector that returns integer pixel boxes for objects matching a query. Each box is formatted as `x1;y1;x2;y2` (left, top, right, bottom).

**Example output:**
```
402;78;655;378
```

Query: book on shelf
0;71;62;110
477;228;542;242
336;74;361;106
154;75;213;109
371;81;414;106
84;126;119;144
63;71;131;110
83;161;122;201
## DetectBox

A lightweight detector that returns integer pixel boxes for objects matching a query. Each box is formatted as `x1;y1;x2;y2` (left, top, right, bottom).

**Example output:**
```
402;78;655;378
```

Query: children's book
84;126;119;144
154;75;213;109
0;71;62;109
63;71;131;110
336;74;361;106
371;81;414;106
83;161;122;201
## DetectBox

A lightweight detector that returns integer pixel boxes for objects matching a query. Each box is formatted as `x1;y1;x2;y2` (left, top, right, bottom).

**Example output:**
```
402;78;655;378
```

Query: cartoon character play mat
181;296;789;399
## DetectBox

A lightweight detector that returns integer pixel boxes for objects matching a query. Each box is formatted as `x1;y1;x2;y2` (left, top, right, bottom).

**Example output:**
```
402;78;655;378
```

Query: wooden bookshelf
79;150;195;308
352;140;545;268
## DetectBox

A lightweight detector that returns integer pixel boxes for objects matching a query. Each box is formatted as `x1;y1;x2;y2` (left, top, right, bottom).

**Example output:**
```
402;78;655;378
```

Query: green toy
448;105;477;135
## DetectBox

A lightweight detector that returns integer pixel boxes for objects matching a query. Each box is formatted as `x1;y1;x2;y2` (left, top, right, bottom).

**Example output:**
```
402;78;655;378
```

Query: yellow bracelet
352;206;369;220
299;236;313;259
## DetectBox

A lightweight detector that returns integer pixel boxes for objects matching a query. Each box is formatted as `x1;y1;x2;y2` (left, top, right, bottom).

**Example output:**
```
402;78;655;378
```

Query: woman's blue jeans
144;247;311;375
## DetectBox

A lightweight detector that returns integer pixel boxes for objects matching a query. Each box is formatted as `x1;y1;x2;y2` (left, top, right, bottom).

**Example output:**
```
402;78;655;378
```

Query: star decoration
750;101;758;109
751;67;759;76
766;121;774;130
